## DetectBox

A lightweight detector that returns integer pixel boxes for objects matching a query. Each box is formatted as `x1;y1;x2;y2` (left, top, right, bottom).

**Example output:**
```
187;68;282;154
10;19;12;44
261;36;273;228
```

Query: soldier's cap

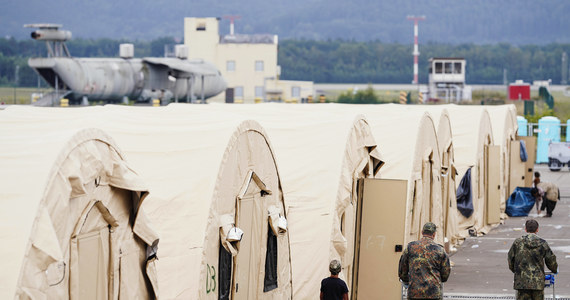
329;259;342;274
422;222;437;235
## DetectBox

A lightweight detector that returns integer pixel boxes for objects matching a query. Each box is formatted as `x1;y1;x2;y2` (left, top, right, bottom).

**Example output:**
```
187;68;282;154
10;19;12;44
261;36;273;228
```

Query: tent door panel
233;196;254;300
517;136;537;187
75;227;110;300
441;149;451;239
509;140;527;195
486;145;501;224
352;178;407;300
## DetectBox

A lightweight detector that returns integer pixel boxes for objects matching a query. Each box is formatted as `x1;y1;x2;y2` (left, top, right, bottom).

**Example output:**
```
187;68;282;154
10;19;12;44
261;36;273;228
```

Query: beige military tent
440;104;500;237
486;104;523;218
0;120;159;299
338;103;460;248
337;104;445;245
172;103;383;299
416;106;460;247
346;104;445;299
1;105;292;299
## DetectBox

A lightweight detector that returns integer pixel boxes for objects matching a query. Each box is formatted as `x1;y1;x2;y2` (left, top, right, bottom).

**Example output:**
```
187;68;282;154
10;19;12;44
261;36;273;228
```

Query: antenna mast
406;16;426;84
223;15;241;35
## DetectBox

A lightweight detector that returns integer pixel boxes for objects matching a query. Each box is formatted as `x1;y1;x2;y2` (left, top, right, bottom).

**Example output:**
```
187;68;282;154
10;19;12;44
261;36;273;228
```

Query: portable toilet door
567;119;570;141
517;116;528;136
536;116;561;163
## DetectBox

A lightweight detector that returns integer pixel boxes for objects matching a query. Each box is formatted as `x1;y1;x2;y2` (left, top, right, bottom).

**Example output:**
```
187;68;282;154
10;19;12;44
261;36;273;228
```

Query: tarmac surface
443;164;570;299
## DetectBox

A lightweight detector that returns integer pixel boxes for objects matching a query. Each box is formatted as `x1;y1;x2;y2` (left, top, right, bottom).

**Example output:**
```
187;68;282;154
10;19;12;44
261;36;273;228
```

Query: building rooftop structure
220;34;276;44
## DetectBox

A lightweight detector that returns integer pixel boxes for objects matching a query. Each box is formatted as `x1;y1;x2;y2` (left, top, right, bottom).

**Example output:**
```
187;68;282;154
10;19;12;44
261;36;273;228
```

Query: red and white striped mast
223;15;241;35
407;15;425;84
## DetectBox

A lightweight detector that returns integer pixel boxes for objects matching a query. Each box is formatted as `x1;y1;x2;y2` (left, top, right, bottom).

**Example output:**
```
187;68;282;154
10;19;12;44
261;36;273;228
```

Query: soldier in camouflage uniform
508;219;558;300
398;222;451;299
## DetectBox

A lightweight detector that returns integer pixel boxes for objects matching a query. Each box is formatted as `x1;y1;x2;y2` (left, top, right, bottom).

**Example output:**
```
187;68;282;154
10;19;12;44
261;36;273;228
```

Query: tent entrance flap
70;201;116;300
509;140;527;196
517;136;537;188
233;195;254;300
352;178;407;300
232;170;268;300
486;145;501;224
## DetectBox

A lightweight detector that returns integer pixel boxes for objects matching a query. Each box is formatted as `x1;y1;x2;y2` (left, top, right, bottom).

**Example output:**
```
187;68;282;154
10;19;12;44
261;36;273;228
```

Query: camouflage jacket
398;236;451;299
508;233;558;290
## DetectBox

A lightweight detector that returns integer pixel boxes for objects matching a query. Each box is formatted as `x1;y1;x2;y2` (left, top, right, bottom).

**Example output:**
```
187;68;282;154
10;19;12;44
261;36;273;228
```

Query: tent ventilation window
263;227;278;292
218;241;232;300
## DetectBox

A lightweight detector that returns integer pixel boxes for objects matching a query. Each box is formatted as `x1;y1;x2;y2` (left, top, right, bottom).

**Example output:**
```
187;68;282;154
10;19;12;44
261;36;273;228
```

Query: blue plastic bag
506;187;536;217
520;140;528;162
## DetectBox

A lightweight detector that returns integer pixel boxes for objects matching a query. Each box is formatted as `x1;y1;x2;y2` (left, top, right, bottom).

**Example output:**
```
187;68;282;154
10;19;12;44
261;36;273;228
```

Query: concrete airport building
184;17;314;103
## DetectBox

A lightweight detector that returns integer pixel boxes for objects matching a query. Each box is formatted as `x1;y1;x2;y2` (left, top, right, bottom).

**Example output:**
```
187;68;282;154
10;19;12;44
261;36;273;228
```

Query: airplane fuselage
28;57;227;103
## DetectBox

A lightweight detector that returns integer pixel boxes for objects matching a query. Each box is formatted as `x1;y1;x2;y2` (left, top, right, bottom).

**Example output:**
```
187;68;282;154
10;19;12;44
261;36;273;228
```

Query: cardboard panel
517;136;537;187
486;145;501;224
353;179;407;300
509;140;527;195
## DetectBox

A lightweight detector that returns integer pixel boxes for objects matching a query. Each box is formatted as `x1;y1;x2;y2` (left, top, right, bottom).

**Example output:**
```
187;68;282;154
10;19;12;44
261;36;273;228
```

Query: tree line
0;37;176;87
278;40;570;85
0;37;569;87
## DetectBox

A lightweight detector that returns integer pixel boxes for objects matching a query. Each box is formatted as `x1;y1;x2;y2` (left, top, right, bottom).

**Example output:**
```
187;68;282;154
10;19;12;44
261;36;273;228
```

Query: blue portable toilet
517;116;528;136
567;119;570;141
536;116;560;163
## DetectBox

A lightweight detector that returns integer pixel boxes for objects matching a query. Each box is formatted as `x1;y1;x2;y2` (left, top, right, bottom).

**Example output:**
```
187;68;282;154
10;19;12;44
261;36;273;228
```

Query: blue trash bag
506;187;536;217
456;167;474;218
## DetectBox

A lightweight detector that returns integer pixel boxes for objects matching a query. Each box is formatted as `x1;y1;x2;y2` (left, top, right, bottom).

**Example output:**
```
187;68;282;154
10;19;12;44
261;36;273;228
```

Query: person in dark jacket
508;219;558;300
320;259;348;300
398;222;451;299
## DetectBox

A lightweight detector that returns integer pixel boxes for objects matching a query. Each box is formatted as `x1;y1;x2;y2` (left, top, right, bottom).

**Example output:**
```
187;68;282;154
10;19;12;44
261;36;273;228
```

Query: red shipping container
508;84;531;100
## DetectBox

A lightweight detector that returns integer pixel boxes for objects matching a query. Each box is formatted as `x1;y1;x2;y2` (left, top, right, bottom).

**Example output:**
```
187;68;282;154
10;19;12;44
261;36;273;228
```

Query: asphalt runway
443;164;570;299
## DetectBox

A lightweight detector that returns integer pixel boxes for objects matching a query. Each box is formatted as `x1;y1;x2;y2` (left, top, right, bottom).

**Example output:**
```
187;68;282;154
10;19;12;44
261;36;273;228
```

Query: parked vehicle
547;142;570;171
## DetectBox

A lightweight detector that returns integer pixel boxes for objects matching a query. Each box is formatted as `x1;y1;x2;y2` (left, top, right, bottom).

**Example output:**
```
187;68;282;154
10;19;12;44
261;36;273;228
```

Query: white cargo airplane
25;24;227;105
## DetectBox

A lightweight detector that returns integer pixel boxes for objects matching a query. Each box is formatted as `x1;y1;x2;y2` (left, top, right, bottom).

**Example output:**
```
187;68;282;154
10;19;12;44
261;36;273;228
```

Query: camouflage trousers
516;289;544;300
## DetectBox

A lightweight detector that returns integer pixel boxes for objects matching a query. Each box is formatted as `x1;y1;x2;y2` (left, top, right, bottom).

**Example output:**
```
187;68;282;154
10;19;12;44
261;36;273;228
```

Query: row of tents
0;103;534;299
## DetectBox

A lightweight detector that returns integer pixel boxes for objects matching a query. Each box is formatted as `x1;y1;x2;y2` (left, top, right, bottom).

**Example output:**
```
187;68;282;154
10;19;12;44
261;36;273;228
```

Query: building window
291;86;300;98
435;62;443;74
234;86;244;98
255;60;264;72
454;62;462;74
255;86;264;98
226;61;236;72
196;22;206;31
444;62;452;74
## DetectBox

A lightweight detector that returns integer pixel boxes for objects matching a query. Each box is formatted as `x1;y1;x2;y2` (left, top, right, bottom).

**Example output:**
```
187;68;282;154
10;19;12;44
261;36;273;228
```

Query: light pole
13;65;19;104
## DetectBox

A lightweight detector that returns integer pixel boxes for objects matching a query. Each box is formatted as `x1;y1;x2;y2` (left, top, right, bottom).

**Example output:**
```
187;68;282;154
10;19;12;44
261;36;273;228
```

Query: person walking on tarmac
320;259;349;300
508;219;558;300
531;181;560;217
398;222;451;299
